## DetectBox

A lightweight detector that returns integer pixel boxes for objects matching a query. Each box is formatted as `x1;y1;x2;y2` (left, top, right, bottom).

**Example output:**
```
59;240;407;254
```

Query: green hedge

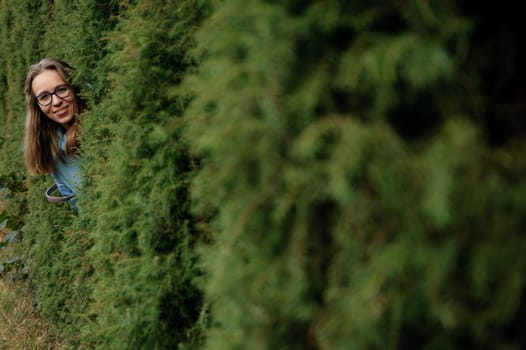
0;1;525;349
80;1;209;348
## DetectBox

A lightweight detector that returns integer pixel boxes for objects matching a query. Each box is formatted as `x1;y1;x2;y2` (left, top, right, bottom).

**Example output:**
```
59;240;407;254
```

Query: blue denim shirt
52;129;81;207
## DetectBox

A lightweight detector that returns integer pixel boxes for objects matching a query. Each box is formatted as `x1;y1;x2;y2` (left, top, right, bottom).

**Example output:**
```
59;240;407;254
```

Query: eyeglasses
35;84;71;106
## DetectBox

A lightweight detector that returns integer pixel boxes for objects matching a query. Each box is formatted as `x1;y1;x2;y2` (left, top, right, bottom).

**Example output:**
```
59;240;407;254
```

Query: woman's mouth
54;107;69;117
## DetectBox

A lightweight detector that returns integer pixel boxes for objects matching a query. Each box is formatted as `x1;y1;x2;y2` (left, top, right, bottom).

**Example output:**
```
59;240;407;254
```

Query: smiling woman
23;59;86;208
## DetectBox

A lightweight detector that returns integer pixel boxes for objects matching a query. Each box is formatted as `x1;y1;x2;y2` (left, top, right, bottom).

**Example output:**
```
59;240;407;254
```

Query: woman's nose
51;94;63;106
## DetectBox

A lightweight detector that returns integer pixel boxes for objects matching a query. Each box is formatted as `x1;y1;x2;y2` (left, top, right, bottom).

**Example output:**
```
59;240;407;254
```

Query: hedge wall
0;1;525;349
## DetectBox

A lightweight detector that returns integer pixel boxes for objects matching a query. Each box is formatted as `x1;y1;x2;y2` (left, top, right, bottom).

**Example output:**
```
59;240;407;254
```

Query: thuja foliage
0;0;46;302
79;1;210;348
186;0;526;349
0;0;44;177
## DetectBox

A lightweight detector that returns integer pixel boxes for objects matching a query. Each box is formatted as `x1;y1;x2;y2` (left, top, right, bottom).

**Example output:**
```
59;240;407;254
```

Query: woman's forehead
32;70;66;95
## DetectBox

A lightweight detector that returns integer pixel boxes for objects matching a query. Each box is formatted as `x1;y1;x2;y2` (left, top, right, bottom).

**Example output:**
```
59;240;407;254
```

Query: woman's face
32;69;76;127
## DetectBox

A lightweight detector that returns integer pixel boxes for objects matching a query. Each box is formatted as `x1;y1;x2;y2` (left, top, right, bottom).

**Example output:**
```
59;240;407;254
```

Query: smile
54;107;69;115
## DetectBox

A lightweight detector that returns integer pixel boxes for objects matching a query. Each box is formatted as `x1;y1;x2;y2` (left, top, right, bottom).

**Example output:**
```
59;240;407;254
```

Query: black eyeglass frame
34;84;72;107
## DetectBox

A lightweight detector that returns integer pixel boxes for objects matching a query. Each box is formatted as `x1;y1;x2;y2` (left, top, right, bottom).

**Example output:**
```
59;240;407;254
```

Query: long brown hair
24;58;85;175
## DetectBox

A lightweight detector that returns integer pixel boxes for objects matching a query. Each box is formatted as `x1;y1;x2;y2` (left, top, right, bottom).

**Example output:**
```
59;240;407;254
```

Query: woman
24;58;85;208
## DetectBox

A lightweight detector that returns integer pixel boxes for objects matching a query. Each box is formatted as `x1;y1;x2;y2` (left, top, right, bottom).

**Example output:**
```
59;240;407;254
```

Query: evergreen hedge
0;0;524;349
80;1;209;348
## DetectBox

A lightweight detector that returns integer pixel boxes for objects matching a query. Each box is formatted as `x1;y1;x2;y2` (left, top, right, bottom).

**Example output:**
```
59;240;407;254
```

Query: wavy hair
24;58;85;175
